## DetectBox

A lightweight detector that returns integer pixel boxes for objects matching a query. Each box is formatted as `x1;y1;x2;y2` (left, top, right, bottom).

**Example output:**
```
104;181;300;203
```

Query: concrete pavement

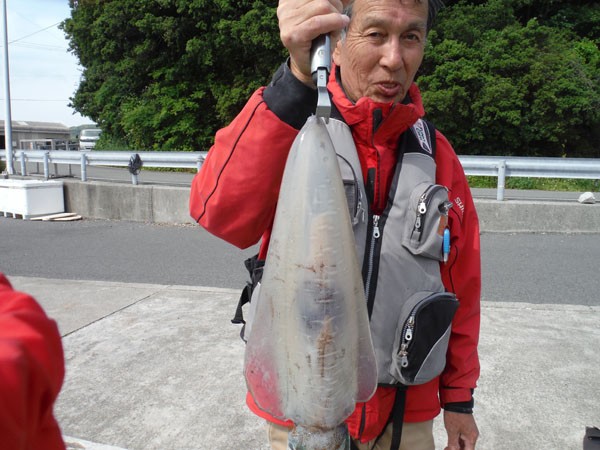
7;275;600;450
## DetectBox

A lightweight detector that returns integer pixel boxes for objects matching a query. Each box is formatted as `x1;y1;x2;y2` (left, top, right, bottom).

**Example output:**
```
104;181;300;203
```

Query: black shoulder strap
389;386;408;450
349;385;408;450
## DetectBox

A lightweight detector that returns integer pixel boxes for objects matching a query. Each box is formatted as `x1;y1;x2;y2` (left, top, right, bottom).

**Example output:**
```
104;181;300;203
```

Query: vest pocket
389;291;458;385
402;182;451;261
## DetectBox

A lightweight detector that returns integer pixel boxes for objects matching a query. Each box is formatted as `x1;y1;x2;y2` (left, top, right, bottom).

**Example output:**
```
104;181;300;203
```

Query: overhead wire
11;41;67;52
8;21;63;45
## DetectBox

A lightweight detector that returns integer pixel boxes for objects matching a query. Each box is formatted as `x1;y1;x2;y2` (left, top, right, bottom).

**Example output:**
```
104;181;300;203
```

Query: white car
79;128;102;151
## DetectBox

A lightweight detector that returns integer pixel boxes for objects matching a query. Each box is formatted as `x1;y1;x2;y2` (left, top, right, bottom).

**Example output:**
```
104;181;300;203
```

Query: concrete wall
476;199;600;233
63;179;195;225
61;179;600;233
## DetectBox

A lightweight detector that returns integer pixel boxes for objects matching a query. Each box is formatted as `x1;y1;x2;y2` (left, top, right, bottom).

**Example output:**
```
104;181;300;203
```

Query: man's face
333;0;428;104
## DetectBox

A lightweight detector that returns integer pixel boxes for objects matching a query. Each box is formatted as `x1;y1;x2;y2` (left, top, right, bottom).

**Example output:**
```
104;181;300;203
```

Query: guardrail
458;156;600;200
1;149;207;186
1;150;599;200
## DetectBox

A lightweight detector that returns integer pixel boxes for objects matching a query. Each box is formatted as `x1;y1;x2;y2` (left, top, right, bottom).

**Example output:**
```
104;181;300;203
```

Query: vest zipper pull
399;343;409;368
414;197;427;233
404;315;414;341
372;214;381;239
399;315;415;369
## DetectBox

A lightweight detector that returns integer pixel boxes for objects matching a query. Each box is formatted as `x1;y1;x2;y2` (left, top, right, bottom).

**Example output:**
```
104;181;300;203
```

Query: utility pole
1;0;14;175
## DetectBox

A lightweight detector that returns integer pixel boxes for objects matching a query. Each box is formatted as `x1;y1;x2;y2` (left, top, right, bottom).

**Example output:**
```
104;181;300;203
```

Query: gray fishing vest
326;117;457;386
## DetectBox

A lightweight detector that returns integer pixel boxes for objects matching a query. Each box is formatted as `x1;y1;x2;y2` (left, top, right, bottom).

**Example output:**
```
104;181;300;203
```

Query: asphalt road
1;216;598;306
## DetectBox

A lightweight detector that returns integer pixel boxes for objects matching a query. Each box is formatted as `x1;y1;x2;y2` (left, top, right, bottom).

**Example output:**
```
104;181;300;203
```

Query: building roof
0;120;69;131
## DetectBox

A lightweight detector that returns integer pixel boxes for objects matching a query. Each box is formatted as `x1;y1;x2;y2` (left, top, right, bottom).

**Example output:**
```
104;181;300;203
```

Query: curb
64;436;128;450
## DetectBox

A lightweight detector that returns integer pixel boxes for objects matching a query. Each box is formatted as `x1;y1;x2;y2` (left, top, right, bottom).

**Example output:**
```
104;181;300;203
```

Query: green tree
420;0;600;157
442;0;600;43
61;0;284;151
64;0;600;156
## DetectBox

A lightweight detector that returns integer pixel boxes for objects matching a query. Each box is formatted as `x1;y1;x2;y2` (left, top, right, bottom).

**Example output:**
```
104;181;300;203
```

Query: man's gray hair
343;0;445;32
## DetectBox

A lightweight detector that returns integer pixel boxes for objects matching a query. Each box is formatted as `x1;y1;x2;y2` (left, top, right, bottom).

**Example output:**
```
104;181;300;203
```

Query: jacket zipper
412;185;447;242
364;214;380;302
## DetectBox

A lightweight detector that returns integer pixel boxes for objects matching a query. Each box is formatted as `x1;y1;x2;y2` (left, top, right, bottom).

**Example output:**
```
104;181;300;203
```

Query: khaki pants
267;420;434;450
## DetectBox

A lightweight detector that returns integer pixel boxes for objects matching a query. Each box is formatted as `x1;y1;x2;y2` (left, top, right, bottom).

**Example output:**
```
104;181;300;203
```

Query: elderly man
190;0;481;449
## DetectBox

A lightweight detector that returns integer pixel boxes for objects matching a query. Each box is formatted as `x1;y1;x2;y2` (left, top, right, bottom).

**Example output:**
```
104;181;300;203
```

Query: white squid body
244;116;377;430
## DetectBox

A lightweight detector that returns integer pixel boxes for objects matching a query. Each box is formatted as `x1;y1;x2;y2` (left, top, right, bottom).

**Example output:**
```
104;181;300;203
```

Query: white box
0;179;65;219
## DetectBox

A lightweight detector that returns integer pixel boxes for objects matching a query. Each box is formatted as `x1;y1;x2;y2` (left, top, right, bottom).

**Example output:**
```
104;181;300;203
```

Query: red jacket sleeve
189;88;299;250
0;273;66;450
435;132;481;406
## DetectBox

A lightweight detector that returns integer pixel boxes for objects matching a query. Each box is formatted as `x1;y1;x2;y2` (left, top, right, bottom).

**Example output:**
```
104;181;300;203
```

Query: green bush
62;0;600;156
61;0;284;151
468;176;600;191
419;0;600;157
94;134;133;151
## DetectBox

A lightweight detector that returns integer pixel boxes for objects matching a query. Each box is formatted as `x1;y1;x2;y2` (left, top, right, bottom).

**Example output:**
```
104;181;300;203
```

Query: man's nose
380;38;404;71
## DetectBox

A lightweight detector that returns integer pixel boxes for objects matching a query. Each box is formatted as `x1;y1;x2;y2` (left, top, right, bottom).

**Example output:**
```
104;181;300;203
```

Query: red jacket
0;274;66;450
190;63;480;442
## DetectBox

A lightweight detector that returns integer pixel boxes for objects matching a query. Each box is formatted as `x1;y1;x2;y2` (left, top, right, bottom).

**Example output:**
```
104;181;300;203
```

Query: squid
244;116;377;449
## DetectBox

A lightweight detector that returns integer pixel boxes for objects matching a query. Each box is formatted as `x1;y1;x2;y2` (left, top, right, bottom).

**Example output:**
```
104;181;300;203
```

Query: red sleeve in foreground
0;273;66;450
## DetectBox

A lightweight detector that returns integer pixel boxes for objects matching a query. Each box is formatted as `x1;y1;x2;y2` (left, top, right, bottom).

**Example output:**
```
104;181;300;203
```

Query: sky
1;0;91;128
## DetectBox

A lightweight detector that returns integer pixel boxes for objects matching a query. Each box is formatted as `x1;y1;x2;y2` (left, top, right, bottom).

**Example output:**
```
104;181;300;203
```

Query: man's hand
277;0;349;85
443;411;479;450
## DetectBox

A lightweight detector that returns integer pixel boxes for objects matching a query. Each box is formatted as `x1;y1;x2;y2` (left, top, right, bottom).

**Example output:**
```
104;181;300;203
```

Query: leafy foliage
420;0;600;157
63;0;600;156
61;0;284;151
467;176;600;192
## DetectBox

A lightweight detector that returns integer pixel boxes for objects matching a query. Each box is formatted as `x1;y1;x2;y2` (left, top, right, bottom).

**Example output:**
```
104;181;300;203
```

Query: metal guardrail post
43;152;50;180
19;151;26;176
497;160;506;201
131;173;138;185
9;151;597;192
81;152;87;182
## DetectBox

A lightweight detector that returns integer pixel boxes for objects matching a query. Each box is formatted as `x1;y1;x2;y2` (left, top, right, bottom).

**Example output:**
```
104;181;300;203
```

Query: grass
467;176;600;192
